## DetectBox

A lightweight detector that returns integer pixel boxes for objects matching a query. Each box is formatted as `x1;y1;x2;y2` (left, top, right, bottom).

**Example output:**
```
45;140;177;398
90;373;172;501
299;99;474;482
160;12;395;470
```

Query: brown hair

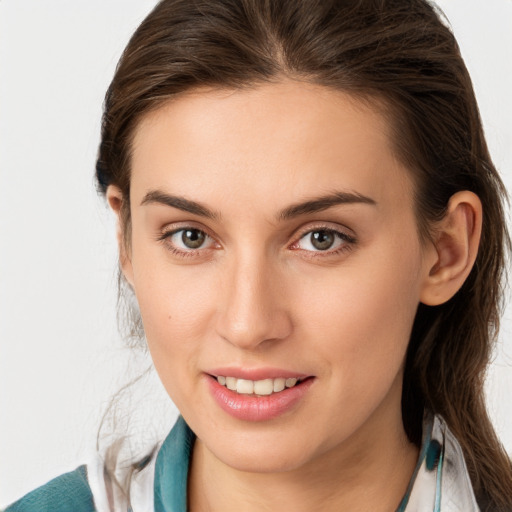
95;0;512;508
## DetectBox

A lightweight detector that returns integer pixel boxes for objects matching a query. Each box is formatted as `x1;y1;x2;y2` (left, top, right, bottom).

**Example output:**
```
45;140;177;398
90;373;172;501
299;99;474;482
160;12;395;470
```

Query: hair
95;0;512;508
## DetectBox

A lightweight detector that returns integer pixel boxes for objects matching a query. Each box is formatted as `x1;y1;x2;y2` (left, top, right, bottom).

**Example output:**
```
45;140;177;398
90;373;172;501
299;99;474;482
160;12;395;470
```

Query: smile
207;372;315;421
216;376;303;396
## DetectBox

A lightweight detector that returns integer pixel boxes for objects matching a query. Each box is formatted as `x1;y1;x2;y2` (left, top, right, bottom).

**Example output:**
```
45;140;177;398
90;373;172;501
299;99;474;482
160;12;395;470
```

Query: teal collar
154;416;196;512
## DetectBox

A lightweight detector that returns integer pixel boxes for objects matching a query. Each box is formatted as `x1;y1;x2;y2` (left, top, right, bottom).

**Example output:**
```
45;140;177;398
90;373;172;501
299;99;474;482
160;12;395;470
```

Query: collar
153;413;479;512
397;411;479;511
154;415;195;512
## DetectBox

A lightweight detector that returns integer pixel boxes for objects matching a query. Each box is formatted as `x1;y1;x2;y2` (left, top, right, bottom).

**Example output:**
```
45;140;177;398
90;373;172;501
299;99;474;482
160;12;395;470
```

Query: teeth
273;378;285;392
225;376;237;391
216;375;303;395
236;379;254;394
253;379;273;395
285;378;297;388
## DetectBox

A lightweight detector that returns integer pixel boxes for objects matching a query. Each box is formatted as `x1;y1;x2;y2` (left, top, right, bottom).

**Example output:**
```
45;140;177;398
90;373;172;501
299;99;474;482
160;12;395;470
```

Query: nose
215;253;293;351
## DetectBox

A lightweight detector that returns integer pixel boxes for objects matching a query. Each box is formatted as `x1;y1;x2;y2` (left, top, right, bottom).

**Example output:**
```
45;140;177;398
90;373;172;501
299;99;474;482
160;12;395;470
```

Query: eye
163;228;216;252
295;229;353;253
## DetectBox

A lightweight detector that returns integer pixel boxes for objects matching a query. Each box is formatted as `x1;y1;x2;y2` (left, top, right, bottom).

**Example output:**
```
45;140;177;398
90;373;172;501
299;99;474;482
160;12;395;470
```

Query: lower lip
206;375;314;422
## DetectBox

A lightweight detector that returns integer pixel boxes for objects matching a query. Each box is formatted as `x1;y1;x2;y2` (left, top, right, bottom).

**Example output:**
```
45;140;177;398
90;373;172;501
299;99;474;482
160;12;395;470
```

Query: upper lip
207;367;311;381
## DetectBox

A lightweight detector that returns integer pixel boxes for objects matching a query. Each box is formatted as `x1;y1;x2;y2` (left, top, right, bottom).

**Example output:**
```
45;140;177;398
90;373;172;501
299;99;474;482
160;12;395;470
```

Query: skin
108;80;482;511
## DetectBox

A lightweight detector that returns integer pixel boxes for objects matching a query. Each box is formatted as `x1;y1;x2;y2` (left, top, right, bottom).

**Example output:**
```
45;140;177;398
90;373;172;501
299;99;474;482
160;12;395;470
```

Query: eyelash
157;225;357;259
157;227;218;258
290;227;356;258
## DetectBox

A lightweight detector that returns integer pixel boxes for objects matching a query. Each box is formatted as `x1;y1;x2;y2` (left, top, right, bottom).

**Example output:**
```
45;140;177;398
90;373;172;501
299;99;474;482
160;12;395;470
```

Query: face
122;81;431;473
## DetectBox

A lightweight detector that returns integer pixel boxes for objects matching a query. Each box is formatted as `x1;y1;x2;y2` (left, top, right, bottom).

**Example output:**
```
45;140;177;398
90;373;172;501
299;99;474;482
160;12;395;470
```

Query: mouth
212;375;308;396
206;372;315;421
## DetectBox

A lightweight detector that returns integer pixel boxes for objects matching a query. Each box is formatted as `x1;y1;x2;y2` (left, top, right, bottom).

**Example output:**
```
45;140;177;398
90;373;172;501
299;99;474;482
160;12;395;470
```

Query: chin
204;433;315;474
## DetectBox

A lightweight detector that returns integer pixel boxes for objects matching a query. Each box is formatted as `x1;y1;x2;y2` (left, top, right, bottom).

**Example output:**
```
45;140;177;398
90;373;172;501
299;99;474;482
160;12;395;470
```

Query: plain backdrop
1;0;511;506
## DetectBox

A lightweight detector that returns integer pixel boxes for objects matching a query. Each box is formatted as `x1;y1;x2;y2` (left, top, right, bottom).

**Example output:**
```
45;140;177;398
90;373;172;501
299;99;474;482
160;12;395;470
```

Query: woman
4;0;512;510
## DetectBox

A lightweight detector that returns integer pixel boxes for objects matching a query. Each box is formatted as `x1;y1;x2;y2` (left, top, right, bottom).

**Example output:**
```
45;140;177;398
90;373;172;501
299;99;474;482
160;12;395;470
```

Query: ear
420;191;482;306
106;185;135;288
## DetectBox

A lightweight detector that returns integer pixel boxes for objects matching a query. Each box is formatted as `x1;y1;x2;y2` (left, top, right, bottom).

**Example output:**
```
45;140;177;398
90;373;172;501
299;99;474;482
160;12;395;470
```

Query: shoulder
4;466;95;512
3;417;194;512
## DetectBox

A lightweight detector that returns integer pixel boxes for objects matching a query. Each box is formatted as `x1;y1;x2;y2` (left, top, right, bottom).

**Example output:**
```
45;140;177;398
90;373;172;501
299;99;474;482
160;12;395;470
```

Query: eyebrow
141;190;220;220
278;191;377;220
140;189;376;221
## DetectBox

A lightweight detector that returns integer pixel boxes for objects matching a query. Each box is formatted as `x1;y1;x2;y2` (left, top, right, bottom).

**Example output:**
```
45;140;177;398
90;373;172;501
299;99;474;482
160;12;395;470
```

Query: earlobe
106;185;135;288
420;191;482;306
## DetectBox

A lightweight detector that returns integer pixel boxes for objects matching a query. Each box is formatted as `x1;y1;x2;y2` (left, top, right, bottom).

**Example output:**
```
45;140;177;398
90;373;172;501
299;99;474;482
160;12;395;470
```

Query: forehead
129;80;413;213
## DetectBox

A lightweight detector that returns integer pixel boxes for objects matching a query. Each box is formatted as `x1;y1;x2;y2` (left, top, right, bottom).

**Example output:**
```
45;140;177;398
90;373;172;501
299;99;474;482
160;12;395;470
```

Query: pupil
182;229;205;249
311;230;334;250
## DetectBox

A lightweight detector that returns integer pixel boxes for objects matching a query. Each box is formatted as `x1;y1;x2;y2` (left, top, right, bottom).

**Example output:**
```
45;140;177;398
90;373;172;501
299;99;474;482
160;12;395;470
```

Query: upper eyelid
293;222;356;240
292;229;355;251
160;222;216;240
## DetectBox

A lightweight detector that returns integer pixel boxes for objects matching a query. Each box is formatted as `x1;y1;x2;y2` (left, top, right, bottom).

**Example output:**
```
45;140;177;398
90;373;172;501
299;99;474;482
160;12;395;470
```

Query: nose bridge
215;248;291;350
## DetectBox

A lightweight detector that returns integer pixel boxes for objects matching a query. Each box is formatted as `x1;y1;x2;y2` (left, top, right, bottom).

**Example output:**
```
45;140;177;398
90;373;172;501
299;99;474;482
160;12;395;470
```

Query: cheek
129;244;218;397
295;239;422;400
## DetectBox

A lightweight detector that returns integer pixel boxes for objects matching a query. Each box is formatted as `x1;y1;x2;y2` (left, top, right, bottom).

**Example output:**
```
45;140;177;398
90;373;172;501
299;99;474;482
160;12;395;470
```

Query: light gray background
1;0;511;506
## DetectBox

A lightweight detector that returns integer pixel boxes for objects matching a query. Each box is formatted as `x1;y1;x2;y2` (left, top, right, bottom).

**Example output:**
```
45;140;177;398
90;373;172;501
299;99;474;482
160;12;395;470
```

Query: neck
188;400;419;512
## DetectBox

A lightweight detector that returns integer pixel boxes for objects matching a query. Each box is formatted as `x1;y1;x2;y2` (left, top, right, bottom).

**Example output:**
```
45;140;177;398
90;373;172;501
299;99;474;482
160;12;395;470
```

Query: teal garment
154;414;481;512
3;413;482;511
2;418;195;512
4;465;95;512
154;415;195;512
